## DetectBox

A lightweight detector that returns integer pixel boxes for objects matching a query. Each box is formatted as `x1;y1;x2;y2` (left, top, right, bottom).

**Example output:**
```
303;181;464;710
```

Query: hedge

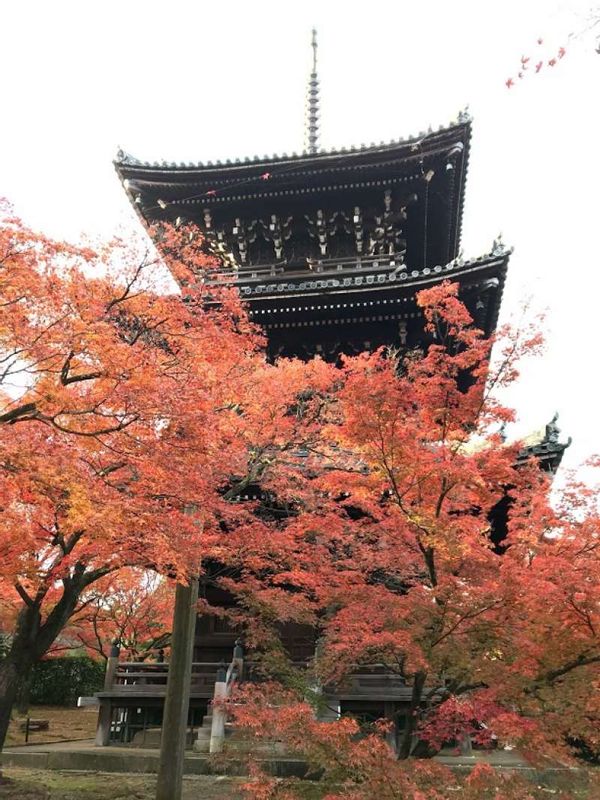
29;656;105;706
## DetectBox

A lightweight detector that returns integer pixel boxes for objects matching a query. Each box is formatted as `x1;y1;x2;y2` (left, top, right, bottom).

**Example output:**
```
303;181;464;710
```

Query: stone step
193;722;235;753
0;747;310;778
222;736;288;756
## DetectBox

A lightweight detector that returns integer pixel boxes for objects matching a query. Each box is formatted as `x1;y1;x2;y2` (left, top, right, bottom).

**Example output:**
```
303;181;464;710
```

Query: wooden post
155;576;199;800
209;665;227;754
232;639;244;678
95;641;120;747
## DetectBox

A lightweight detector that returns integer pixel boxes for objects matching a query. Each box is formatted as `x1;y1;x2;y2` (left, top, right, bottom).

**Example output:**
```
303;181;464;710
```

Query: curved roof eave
114;116;472;178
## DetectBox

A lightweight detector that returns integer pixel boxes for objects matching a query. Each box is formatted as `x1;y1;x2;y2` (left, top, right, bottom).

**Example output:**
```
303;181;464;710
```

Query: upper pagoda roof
115;114;472;274
114;113;470;175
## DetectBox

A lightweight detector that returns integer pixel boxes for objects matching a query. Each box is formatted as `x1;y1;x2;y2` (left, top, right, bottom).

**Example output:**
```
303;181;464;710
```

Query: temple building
98;32;569;751
116;114;505;363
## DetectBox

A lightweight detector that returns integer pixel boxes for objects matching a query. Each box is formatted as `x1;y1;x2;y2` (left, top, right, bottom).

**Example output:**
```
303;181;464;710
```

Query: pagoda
99;31;569;751
114;33;507;363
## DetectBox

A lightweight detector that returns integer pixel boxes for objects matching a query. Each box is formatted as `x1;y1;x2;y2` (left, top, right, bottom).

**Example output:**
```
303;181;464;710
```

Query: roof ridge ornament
491;232;508;256
305;28;320;155
115;147;141;166
541;412;572;450
544;412;561;444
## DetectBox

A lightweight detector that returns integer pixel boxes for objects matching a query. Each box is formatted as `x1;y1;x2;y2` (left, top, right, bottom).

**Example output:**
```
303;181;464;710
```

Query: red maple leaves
2;204;599;789
505;36;567;87
214;282;599;787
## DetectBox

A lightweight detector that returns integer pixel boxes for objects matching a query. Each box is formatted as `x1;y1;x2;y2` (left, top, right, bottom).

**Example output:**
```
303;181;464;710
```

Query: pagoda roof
114;111;512;360
237;246;510;340
114;114;471;175
518;414;571;474
115;115;472;268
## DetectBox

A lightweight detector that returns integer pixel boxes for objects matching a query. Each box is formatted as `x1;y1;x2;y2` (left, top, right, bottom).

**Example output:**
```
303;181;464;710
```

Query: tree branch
0;403;38;424
14;582;34;608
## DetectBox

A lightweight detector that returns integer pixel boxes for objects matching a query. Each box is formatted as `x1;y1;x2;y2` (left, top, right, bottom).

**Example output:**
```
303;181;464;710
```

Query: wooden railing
107;661;222;696
95;648;429;748
106;657;415;700
207;251;407;286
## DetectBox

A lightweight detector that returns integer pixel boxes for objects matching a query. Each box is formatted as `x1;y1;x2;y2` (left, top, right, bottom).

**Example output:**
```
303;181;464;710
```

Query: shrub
29;656;104;706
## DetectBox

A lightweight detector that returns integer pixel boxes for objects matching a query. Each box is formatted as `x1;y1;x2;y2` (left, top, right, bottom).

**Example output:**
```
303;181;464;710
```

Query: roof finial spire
305;28;320;154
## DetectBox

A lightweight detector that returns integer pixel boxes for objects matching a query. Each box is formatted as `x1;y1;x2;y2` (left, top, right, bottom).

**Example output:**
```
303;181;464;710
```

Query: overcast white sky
1;0;599;476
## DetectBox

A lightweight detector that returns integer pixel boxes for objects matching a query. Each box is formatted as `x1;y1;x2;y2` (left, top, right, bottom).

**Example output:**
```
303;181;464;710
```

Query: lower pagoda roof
215;244;510;361
235;247;510;330
518;414;572;474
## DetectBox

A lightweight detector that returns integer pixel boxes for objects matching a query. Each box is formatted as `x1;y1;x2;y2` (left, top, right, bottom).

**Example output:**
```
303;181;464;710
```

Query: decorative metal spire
305;28;320;154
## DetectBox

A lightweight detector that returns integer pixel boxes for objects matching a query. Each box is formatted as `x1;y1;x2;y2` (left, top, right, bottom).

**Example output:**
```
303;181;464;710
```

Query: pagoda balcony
96;660;222;701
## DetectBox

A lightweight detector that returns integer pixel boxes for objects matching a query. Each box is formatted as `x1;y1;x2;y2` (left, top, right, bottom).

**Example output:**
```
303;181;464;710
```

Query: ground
0;767;596;800
7;709;97;748
2;711;596;799
0;769;248;799
0;770;327;800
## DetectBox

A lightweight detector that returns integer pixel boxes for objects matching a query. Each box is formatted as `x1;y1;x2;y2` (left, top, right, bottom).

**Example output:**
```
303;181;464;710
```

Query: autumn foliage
1;201;599;796
204;286;600;795
66;570;173;661
0;203;335;746
231;686;593;800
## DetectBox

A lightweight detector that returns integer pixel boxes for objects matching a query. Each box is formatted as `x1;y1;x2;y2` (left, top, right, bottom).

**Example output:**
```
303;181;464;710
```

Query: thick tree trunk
0;659;21;750
15;670;32;715
0;603;41;750
397;671;426;759
0;577;86;751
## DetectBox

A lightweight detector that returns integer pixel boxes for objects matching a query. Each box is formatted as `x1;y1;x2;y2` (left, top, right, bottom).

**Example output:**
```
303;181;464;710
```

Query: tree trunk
0;578;85;751
155;577;199;800
15;670;32;715
0;603;41;750
397;671;426;759
0;658;21;750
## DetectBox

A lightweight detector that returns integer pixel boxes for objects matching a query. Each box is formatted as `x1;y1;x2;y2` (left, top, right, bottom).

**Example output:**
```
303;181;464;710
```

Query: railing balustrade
109;661;223;694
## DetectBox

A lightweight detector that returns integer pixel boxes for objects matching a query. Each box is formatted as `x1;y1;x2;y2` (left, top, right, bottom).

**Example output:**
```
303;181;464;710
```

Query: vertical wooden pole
155;577;198;800
95;641;120;747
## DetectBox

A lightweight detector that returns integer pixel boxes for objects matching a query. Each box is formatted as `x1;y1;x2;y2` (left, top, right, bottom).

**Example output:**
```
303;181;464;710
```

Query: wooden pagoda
99;32;569;753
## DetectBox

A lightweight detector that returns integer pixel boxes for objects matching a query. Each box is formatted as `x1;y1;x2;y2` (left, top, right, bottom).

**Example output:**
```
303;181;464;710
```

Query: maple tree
66;569;173;661
230;686;595;800
196;284;600;797
0;205;337;751
504;7;600;89
2;198;599;796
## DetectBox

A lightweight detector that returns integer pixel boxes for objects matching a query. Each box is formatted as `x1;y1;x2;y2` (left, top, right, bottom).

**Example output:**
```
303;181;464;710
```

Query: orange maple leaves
505;36;567;88
208;281;600;786
2;203;599;782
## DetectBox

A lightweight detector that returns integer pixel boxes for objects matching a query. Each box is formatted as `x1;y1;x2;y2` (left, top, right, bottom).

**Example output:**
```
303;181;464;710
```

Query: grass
0;766;595;800
0;769;328;800
6;708;97;747
0;768;248;799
